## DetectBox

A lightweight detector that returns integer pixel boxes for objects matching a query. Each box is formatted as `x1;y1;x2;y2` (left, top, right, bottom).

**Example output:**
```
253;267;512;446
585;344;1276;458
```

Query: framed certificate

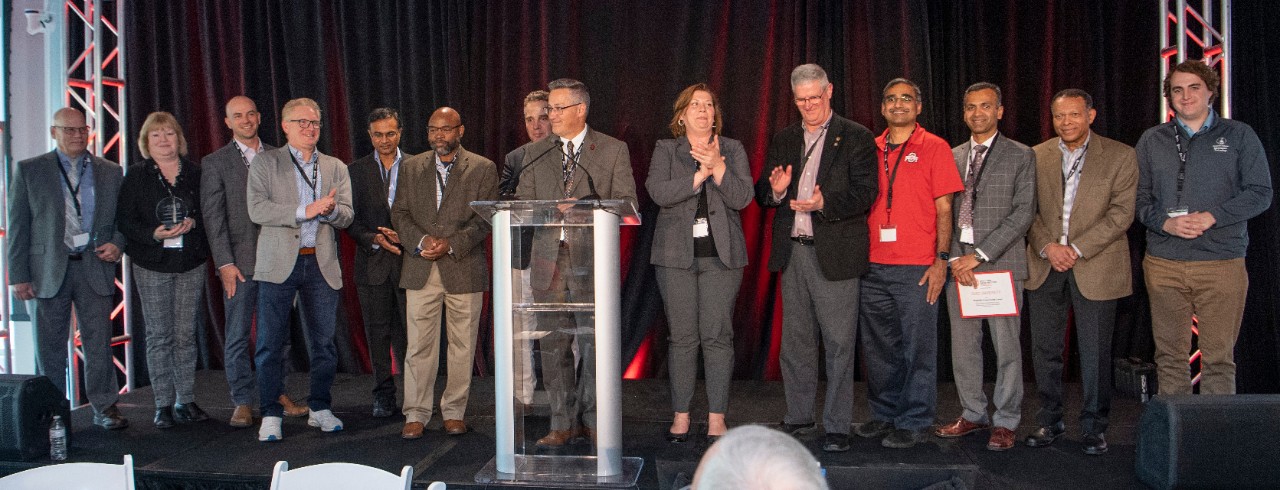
956;270;1020;318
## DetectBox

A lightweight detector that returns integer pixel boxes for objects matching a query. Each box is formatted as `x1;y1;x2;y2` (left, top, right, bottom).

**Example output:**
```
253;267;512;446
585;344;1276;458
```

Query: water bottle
49;415;68;461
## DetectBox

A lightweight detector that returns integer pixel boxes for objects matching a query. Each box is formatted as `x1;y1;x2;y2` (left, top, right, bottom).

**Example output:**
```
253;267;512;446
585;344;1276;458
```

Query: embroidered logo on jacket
1212;137;1230;153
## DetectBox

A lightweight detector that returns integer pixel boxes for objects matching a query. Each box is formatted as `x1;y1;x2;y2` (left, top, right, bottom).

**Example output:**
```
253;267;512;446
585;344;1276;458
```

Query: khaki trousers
402;263;483;422
1143;255;1248;395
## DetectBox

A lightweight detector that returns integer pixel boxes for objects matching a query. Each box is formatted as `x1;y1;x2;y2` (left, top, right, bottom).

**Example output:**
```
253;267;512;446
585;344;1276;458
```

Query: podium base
475;455;644;487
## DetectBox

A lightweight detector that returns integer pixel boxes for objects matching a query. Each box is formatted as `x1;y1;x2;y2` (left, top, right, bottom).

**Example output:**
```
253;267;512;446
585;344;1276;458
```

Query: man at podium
515;78;638;447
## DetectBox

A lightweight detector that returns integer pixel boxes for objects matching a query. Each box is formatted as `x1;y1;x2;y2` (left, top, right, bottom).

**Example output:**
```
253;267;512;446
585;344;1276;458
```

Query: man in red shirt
854;78;963;449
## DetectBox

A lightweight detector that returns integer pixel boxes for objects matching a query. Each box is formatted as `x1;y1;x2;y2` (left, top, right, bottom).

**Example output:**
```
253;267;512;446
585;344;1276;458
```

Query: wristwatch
937;251;950;261
975;253;989;263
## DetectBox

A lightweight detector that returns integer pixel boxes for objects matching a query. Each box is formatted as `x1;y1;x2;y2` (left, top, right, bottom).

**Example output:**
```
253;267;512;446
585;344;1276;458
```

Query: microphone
502;139;565;199
558;143;600;201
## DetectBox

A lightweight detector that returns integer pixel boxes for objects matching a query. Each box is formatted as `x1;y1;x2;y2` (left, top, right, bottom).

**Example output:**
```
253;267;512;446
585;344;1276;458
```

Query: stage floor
0;370;1148;489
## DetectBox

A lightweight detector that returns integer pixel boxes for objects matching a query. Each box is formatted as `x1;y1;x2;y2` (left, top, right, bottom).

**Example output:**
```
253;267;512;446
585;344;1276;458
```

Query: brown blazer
1025;133;1137;300
391;146;498;293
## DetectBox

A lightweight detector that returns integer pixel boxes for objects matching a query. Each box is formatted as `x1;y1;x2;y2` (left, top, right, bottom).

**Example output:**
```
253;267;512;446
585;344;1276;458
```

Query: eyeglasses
54;126;91;135
288;119;323;129
883;95;916;104
545;102;583;115
793;95;824;106
427;125;462;135
370;131;400;139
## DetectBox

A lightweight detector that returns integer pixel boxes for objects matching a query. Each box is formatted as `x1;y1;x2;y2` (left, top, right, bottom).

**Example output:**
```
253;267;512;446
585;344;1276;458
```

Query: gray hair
964;82;1003;106
548;78;590;111
694;425;829;490
883;77;923;102
790;64;830;90
282;97;322;120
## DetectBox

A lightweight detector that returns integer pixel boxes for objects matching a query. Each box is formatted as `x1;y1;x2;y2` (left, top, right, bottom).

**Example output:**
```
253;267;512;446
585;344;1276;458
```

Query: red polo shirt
868;124;964;265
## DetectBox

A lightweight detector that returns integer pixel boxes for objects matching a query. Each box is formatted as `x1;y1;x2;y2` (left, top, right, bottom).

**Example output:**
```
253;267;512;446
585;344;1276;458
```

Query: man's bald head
224;96;262;144
427;107;465;159
50;108;89;157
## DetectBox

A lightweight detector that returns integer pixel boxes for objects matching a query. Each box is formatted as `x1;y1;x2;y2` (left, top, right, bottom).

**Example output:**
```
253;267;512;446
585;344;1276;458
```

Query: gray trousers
780;244;859;434
655;257;741;414
35;259;120;413
534;244;596;430
133;265;205;407
945;279;1024;430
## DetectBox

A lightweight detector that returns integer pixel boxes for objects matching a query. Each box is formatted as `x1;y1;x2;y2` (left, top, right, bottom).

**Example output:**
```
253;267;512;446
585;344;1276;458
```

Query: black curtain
121;0;1279;392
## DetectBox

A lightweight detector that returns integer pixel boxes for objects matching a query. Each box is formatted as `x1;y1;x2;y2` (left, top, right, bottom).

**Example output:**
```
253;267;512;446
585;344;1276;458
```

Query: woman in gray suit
117;112;209;428
647;84;753;443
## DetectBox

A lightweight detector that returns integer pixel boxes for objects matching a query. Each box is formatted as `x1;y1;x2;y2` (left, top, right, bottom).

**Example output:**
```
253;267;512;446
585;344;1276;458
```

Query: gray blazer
647;136;752;270
200;140;275;275
950;133;1037;279
7;151;125;298
390;147;498;293
246;146;353;289
515;128;639;290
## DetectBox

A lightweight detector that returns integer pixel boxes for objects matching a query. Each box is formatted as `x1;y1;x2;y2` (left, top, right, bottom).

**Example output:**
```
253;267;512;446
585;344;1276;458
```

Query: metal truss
1160;0;1231;391
47;0;134;406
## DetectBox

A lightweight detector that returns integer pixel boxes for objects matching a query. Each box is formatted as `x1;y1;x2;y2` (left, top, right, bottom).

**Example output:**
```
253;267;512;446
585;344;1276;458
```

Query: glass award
156;196;189;229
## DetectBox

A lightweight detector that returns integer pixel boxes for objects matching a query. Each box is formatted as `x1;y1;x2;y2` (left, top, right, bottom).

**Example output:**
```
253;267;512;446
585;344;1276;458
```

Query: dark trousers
1027;269;1114;434
255;255;339;417
356;282;407;401
859;264;938;432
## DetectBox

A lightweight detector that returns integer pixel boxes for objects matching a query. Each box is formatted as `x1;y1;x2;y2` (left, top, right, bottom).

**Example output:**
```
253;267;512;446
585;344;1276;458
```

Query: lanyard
881;128;915;221
1173;124;1189;207
1062;143;1088;194
154;160;181;200
435;159;453;192
289;151;319;200
56;156;88;217
966;133;999;199
234;141;258;167
801;123;829;165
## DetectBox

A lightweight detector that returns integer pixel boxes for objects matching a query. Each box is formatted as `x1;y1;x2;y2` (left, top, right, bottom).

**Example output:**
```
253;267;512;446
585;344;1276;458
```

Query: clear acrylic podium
471;199;643;487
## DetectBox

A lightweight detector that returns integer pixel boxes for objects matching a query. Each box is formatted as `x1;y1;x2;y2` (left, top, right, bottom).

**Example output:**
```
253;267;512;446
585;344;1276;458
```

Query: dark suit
1025;134;1136;435
515;128;638;431
201;140;275;407
944;133;1036;430
391;146;497;423
648;135;752;415
7;150;125;412
754;114;878;433
346;151;411;405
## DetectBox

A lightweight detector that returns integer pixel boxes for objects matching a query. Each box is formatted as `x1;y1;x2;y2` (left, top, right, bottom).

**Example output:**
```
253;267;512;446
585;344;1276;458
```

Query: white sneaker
258;416;283;442
307;409;344;432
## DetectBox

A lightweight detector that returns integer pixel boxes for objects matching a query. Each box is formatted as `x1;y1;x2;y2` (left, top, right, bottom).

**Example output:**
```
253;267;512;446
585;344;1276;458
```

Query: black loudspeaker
0;375;71;461
1136;394;1280;489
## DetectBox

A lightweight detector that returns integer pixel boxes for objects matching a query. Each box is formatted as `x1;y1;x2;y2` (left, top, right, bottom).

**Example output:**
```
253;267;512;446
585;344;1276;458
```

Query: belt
790;236;815;246
68;253;84;261
299;247;317;255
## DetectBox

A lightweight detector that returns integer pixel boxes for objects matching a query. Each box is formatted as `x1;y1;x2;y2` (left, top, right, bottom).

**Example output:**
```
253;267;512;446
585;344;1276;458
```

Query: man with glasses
854;78;963;449
344;107;412;419
247;98;353;442
201;95;309;428
516;78;638;447
755;64;877;452
8;107;129;430
392;107;497;439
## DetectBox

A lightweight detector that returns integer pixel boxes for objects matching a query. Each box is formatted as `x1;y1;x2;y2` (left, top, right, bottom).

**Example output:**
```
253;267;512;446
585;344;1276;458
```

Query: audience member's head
691;425;829;490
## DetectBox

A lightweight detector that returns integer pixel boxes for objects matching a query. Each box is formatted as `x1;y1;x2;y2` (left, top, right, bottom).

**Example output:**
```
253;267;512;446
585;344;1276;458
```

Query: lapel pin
834;136;842;147
590;143;596;151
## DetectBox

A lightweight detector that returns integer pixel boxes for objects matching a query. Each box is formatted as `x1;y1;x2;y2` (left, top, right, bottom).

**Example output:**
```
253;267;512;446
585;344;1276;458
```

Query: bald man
391;107;498;439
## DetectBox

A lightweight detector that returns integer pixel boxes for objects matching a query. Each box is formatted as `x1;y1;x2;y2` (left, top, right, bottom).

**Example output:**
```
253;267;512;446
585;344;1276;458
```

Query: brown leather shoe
536;428;582;447
280;395;309;417
229;405;254;428
443;419;469;435
401;421;425;440
934;417;990;438
987;427;1016;451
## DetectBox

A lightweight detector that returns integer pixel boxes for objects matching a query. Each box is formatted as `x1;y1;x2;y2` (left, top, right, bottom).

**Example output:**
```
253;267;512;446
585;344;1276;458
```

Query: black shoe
854;420;895;439
1024;423;1066;447
881;428;926;449
174;402;210;423
1082;433;1108;455
822;433;851;452
705;434;721;446
371;396;396;418
666;430;690;443
93;404;129;430
773;421;817;436
154;407;176;429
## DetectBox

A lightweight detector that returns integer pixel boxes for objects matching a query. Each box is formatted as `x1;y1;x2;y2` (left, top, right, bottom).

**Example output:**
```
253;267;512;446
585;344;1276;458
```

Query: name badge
1166;207;1189;218
692;218;710;238
72;233;90;248
960;226;975;244
164;236;184;249
879;224;897;242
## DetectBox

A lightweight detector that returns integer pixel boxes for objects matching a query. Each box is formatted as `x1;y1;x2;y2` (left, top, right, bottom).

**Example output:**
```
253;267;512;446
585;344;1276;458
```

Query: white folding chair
0;454;135;489
269;461;413;490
